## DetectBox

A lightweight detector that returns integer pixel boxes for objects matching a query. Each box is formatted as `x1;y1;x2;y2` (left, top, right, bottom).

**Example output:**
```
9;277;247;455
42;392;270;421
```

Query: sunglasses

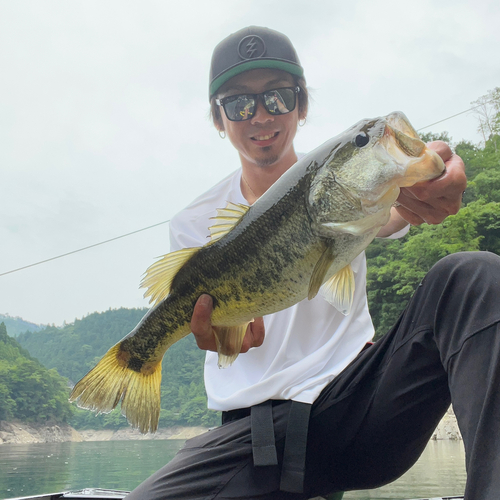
216;87;300;122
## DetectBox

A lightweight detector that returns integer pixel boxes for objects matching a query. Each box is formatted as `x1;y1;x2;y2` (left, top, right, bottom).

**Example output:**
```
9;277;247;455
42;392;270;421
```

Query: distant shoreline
78;426;209;442
0;421;208;445
1;406;462;445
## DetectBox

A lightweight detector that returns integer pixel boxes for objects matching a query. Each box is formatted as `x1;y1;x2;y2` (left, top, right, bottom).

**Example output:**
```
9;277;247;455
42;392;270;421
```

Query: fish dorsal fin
319;264;355;315
208;201;250;243
140;247;198;306
308;245;335;300
212;321;252;368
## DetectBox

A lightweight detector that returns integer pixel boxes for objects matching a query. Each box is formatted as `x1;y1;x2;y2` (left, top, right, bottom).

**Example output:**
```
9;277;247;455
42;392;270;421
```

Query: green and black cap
209;26;304;100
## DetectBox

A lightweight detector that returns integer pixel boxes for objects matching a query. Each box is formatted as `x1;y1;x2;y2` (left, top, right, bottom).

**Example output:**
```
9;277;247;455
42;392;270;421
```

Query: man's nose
250;99;274;125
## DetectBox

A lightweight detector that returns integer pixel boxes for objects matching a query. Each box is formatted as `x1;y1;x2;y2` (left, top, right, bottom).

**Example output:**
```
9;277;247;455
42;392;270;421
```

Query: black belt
251;400;278;466
223;400;312;494
278;401;312;493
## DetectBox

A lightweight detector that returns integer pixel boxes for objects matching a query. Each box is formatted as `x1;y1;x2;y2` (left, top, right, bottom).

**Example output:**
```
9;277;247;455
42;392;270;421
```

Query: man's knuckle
427;213;446;225
417;191;432;202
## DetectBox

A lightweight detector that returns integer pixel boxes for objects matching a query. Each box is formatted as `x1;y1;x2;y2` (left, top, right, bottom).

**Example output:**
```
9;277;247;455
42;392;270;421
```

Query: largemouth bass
70;112;445;433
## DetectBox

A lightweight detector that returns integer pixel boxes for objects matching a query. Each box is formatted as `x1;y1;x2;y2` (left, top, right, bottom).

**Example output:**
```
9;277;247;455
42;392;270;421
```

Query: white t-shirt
169;168;407;412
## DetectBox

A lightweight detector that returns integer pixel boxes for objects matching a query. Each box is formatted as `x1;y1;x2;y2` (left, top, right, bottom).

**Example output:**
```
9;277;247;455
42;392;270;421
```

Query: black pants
125;252;500;500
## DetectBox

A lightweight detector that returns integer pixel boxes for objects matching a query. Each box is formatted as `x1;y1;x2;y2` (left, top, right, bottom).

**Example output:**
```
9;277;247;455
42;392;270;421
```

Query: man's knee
428;251;500;283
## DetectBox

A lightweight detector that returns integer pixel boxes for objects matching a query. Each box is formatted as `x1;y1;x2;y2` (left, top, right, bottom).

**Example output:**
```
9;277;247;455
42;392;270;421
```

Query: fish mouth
391;128;426;157
385;111;420;140
383;112;425;158
381;112;446;186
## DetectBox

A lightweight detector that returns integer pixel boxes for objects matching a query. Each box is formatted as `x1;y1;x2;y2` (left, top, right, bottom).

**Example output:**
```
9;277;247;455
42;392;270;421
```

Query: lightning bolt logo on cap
238;35;266;59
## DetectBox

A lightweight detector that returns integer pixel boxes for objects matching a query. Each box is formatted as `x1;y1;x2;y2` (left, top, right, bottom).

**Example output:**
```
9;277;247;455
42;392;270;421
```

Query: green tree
367;210;481;339
0;374;17;420
419;131;452;144
0;322;74;424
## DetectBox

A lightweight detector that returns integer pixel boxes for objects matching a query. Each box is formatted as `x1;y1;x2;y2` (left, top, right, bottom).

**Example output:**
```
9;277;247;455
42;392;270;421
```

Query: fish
69;111;445;433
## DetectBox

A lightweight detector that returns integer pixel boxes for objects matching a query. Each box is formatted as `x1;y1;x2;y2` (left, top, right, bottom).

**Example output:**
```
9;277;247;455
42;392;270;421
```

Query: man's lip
250;131;279;146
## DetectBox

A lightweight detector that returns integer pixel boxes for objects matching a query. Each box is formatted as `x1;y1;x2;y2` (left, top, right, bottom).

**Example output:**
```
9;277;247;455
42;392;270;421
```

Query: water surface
0;439;465;499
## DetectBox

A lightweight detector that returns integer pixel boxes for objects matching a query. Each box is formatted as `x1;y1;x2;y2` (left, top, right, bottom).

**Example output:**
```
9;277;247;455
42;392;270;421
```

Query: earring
299;118;306;127
219;130;226;139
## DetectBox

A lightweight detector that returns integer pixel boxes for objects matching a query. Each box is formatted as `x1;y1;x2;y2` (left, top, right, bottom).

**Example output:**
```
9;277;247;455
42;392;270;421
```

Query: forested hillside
17;308;218;430
0;313;45;337
17;308;149;385
0;322;73;423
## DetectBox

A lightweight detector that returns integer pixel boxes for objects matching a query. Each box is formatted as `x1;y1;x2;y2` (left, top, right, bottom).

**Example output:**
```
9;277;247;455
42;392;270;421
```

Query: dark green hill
16;308;219;429
17;308;149;384
0;322;73;423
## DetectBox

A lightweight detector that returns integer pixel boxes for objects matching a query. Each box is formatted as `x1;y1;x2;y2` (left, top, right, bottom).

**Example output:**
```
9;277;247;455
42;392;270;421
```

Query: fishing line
416;99;496;132
0;220;170;277
1;99;497;278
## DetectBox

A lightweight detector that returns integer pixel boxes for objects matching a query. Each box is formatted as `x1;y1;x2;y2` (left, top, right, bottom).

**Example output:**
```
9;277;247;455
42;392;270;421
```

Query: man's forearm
376;207;410;238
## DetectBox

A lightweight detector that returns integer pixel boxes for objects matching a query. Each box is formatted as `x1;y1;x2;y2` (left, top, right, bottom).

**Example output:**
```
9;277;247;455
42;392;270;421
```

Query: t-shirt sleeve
168;169;240;252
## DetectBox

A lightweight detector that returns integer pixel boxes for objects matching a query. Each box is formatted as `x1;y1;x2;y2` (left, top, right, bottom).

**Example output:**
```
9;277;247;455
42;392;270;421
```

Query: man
126;27;500;500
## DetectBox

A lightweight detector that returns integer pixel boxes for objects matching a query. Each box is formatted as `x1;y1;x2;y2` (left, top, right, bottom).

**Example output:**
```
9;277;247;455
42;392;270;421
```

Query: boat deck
5;489;465;500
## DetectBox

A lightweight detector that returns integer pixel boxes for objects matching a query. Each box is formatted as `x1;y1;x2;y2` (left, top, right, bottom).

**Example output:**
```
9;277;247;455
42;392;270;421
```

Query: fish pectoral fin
140;247;199;306
69;344;162;434
213;322;252;369
208;201;250;243
321;210;389;236
319;264;355;315
308;245;336;300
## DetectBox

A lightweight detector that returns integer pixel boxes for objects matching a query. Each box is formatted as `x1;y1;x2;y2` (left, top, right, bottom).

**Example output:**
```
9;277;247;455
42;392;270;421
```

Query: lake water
0;439;466;499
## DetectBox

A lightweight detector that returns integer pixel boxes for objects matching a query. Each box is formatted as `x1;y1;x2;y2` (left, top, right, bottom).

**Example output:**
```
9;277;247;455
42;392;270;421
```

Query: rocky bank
0;421;208;445
0;421;83;444
0;407;461;445
431;406;462;441
78;426;209;442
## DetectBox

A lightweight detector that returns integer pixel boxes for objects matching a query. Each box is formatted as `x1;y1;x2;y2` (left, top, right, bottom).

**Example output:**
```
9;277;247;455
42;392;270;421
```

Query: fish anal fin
69;344;162;434
308;246;335;300
140;247;199;306
319;264;355;315
208;201;250;243
213;322;251;369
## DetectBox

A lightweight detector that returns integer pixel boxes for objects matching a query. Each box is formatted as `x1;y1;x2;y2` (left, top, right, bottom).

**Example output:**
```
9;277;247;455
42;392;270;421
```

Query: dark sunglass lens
224;95;256;121
264;88;296;115
280;88;297;111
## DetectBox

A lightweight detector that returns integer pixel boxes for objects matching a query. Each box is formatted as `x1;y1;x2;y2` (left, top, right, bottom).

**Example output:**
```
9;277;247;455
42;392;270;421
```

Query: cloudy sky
1;0;499;326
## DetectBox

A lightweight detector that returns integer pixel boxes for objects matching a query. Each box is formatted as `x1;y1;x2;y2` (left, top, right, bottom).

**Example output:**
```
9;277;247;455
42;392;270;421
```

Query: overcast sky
1;0;499;326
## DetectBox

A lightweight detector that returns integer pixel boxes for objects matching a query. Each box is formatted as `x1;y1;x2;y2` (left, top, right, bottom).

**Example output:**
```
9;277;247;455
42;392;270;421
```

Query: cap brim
210;60;303;97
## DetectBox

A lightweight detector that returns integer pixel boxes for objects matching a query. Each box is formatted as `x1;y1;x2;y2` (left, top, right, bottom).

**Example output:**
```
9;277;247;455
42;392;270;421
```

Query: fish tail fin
213;323;251;369
69;343;162;434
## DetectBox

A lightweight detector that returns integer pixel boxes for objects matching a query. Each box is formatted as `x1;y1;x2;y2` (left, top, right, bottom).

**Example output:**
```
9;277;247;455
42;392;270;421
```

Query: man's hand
190;294;265;352
395;141;467;226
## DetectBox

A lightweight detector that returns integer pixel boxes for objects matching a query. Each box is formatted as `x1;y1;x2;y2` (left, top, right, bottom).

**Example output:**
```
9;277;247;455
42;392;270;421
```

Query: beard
255;147;279;168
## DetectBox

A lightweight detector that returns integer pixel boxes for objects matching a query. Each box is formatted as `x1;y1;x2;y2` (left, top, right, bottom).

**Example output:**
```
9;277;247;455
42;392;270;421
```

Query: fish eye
354;132;370;148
